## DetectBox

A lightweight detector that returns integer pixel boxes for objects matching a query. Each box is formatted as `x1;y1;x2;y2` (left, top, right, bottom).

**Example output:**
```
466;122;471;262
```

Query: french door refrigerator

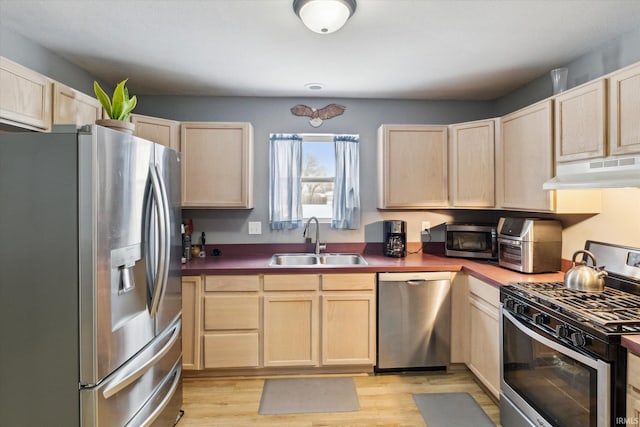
0;125;183;426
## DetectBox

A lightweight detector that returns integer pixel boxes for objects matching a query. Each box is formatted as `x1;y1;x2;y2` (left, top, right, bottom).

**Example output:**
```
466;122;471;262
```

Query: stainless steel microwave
445;223;498;260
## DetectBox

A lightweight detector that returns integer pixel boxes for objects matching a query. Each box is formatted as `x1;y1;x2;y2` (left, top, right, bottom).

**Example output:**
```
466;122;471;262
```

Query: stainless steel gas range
500;241;640;427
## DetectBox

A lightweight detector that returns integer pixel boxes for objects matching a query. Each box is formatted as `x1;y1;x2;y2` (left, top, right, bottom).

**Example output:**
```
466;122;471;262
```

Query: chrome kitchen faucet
303;216;326;254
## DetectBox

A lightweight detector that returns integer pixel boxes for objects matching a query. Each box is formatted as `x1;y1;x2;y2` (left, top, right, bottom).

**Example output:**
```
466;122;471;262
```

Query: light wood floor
179;369;501;426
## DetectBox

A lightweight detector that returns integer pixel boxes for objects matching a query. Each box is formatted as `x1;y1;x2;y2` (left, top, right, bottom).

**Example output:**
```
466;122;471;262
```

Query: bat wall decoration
290;103;346;127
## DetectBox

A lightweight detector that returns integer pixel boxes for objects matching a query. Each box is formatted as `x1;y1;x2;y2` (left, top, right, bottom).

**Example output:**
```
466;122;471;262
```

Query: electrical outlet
421;221;431;232
248;221;262;235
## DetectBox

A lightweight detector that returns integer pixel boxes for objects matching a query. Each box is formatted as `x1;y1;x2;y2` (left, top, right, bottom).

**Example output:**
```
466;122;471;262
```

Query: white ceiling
2;0;640;100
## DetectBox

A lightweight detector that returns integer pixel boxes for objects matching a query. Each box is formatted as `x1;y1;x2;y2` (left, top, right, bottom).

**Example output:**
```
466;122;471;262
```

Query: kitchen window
301;135;335;221
269;133;360;230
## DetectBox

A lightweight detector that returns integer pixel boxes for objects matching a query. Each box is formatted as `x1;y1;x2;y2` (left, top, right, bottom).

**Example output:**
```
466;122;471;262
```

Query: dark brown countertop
622;336;640;355
181;243;565;288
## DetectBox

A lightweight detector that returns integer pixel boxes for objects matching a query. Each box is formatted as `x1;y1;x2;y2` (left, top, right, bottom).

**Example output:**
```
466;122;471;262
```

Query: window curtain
332;135;360;229
269;134;303;229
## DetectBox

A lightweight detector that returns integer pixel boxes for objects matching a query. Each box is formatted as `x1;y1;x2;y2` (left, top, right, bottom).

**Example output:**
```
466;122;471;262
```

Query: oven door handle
501;308;611;427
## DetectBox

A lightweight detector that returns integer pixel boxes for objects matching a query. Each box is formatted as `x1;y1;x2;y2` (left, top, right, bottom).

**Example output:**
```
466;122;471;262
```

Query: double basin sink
269;253;368;267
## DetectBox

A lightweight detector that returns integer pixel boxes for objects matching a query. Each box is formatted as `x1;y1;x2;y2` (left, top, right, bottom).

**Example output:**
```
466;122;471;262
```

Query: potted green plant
94;79;138;134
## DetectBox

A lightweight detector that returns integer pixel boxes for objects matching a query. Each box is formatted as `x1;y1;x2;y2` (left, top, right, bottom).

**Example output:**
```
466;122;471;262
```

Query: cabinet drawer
264;274;319;291
468;276;499;307
205;275;259;291
204;295;259;330
203;333;259;368
322;273;375;290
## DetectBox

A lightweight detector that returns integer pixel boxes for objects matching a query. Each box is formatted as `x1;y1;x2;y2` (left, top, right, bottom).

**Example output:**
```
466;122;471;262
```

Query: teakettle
565;250;608;292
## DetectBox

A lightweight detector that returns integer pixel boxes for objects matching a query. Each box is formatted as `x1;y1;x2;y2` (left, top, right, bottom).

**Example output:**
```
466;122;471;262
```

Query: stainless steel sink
268;253;367;267
318;254;367;265
269;253;318;266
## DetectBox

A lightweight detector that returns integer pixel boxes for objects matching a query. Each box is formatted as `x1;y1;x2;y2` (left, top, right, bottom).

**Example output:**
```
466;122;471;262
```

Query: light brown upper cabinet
131;114;180;152
609;62;640;156
52;81;102;127
377;124;449;209
450;119;496;208
0;56;52;132
554;79;606;162
499;100;555;211
181;122;254;208
499;100;601;213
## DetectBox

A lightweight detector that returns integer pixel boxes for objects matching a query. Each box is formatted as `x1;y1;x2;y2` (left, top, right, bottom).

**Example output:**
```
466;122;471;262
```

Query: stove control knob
515;303;528;315
504;298;515;311
571;332;587;347
556;324;569;338
532;313;549;325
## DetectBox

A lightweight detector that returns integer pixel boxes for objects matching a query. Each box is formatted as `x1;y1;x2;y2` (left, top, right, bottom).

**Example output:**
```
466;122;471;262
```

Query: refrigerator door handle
125;361;182;427
155;163;172;309
147;163;169;317
102;307;181;399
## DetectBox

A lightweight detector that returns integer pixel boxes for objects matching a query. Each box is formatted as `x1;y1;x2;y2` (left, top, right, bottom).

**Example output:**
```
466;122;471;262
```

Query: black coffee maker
383;220;407;257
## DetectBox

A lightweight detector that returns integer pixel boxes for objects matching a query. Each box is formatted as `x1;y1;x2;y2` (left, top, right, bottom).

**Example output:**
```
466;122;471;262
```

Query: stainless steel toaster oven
497;217;562;273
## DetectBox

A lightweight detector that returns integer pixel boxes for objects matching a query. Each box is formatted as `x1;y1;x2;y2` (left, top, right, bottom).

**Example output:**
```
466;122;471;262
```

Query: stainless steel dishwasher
377;272;451;371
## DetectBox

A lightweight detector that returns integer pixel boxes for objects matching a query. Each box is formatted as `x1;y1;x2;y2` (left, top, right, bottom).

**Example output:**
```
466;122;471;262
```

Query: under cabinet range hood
543;155;640;189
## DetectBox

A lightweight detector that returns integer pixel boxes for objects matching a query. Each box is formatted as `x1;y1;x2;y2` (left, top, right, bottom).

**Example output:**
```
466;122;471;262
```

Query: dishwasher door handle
406;279;428;286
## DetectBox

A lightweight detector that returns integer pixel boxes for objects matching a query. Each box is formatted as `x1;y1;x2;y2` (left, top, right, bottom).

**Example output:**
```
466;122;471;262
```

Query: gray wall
0;26;99;97
494;25;640;116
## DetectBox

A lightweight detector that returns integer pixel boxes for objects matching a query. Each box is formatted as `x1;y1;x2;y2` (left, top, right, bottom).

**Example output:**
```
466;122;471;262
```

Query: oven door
500;309;610;427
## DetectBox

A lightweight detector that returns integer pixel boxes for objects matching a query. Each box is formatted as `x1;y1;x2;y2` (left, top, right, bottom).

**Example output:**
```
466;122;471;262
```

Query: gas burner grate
508;281;640;328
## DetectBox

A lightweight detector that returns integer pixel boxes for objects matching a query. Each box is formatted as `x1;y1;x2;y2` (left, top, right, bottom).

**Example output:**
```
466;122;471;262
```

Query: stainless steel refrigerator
0;125;183;426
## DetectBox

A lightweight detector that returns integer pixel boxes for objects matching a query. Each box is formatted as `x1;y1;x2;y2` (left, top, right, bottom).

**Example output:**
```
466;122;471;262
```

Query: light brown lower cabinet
201;275;260;369
185;270;505;385
262;273;376;368
321;273;376;366
181;276;202;370
627;352;640;427
182;272;376;372
202;294;260;368
467;275;500;399
450;272;469;364
321;294;375;365
263;294;319;367
203;333;259;369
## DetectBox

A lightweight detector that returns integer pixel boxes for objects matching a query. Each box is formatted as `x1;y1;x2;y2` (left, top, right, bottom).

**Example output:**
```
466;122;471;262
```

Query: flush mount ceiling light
304;82;325;90
293;0;357;34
